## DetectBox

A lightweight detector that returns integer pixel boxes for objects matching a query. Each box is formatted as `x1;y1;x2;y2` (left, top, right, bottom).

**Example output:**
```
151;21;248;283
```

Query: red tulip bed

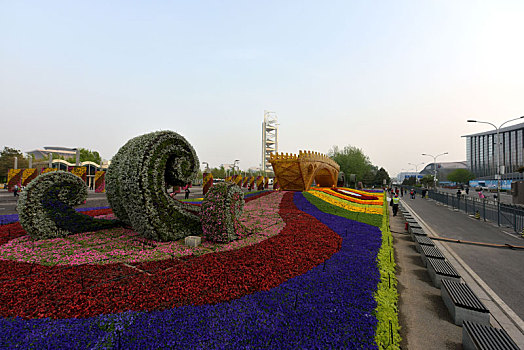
0;189;399;349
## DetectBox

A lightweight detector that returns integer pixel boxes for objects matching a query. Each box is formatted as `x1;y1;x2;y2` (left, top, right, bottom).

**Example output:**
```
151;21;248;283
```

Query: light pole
233;160;240;176
408;162;424;173
421;152;448;189
202;162;209;171
467;116;524;222
408;162;424;183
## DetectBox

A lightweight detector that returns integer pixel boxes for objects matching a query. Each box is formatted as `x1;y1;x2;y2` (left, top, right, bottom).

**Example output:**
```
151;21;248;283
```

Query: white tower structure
262;111;278;174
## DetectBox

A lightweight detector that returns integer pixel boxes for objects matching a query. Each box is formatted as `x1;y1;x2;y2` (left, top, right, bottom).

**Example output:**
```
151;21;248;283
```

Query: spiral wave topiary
201;182;245;243
106;130;201;241
18;171;119;240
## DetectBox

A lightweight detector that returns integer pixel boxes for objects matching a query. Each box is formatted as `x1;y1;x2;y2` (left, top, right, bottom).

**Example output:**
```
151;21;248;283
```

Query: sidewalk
389;202;462;349
400;195;524;347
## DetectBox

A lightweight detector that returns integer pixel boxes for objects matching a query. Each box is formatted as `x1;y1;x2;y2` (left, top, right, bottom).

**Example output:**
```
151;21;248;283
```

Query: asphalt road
402;196;524;320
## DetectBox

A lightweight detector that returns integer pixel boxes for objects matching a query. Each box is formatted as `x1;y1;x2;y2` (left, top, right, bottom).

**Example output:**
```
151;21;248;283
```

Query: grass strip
374;195;401;348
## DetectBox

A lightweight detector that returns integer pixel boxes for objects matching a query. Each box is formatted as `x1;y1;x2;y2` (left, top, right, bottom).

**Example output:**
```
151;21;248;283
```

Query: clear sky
1;1;523;176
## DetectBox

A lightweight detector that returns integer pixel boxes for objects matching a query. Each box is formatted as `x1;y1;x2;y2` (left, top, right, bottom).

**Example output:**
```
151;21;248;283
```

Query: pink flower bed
0;192;285;266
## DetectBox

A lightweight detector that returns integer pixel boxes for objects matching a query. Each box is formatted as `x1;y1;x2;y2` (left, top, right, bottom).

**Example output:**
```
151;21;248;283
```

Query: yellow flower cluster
41;168;58;175
311;187;383;206
307;190;384;215
21;168;37;186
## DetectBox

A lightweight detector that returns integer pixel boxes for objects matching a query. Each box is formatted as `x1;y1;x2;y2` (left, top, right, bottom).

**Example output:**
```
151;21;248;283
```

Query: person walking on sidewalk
392;193;400;216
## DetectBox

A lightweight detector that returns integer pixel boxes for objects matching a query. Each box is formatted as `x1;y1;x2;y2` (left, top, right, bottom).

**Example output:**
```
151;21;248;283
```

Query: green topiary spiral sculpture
106;131;201;241
18;171;119;240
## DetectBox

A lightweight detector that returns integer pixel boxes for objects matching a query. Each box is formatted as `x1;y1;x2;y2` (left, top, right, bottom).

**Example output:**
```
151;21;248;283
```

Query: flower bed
0;192;285;266
0;188;399;348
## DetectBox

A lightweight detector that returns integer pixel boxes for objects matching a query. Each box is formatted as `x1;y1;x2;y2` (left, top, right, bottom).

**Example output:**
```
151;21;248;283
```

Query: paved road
402;196;524;321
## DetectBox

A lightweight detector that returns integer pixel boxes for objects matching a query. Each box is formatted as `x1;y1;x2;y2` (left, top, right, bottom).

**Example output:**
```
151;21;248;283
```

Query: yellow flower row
311;187;383;205
307;190;384;215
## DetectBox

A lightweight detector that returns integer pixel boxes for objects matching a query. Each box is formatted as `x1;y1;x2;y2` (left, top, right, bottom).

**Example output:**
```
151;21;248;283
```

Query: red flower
0;192;341;319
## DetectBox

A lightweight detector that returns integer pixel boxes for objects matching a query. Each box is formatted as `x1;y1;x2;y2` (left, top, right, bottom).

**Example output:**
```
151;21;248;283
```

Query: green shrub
201;182;246;242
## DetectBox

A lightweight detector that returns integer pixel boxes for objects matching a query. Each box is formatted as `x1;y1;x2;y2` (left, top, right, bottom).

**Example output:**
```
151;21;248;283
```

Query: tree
362;170;376;187
373;167;390;186
328;145;373;185
447;169;475;185
420;174;434;187
0;147;29;182
402;176;417;186
210;166;226;179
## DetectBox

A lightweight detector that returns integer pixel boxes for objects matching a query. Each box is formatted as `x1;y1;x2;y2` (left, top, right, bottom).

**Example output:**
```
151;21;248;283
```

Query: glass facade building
463;122;524;179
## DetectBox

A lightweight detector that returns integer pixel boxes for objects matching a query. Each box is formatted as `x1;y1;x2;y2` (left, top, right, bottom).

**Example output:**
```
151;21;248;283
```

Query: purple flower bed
0;207;111;226
0;214;19;226
0;193;382;349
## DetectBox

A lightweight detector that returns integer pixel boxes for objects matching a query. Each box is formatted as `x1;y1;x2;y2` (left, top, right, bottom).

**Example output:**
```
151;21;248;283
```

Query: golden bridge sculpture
269;151;340;191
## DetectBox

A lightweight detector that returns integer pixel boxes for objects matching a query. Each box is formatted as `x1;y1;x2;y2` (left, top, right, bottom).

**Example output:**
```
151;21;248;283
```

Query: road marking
501;230;521;240
401;199;524;335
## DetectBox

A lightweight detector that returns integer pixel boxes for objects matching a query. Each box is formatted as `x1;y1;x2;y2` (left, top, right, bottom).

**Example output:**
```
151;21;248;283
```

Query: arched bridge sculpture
269;151;340;191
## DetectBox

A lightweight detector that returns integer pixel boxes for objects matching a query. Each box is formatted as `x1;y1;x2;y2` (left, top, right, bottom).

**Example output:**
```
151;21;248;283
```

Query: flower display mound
0;192;286;266
201;182;246;243
106;130;201;242
0;192;385;349
17;171;119;240
0;192;341;319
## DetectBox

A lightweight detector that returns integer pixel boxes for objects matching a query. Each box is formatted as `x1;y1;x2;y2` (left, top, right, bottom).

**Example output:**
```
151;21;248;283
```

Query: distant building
419;161;468;181
462;122;524;180
26;147;77;160
397;172;423;183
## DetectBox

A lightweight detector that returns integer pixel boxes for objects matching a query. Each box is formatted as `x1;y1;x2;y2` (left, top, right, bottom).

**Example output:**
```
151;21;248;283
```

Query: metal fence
427;190;524;233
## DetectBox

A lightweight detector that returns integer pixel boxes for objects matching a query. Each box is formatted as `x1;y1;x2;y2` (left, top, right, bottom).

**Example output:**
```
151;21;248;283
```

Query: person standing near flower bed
392;193;400;216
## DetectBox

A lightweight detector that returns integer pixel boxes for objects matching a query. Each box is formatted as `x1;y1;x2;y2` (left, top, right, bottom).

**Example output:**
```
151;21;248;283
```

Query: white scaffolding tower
262;111;278;174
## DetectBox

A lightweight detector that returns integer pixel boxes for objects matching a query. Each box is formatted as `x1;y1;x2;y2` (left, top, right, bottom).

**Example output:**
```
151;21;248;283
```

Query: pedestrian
13;184;19;197
400;187;404;197
410;189;415;199
465;187;469;195
184;186;190;200
457;189;462;199
392;193;400;216
478;191;485;199
421;189;426;198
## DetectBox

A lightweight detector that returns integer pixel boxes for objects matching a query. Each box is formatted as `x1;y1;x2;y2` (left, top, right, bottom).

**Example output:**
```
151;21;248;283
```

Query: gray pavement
390;204;462;349
401;196;524;346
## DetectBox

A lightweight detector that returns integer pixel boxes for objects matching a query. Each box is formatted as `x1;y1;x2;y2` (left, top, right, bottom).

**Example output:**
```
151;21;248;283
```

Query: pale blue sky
1;1;523;175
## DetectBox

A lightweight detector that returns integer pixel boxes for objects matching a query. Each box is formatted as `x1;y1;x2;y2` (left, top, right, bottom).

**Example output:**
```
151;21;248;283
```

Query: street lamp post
408;162;424;182
467;116;524;226
233;160;240;176
421;152;448;189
